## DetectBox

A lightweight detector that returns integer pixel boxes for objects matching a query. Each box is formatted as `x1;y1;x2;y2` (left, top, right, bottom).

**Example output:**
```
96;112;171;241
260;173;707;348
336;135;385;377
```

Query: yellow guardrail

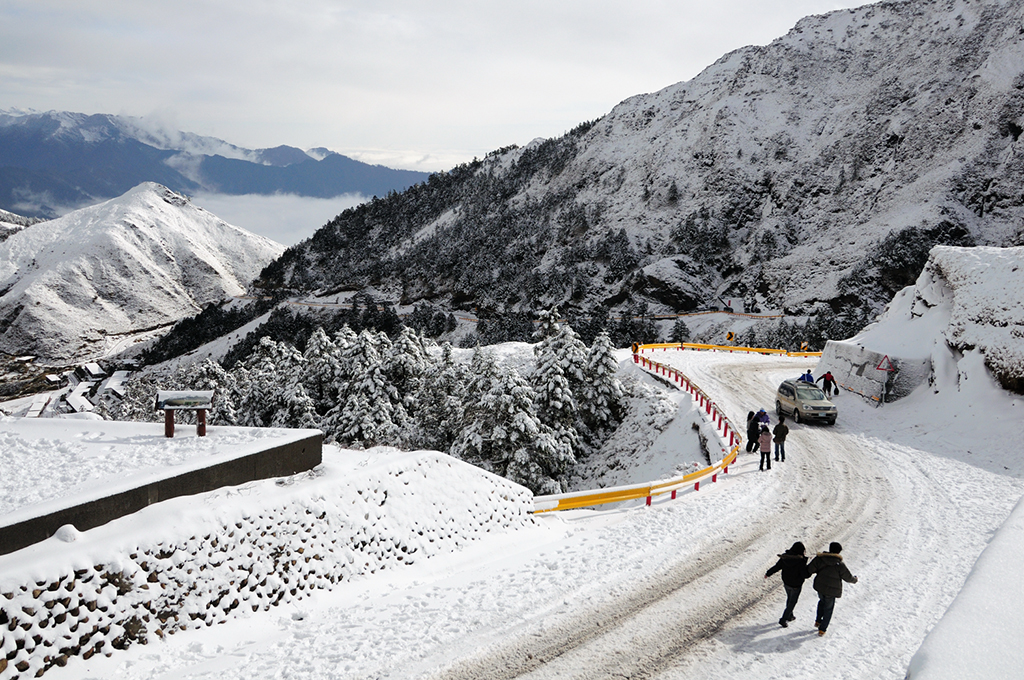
533;446;739;513
533;340;825;513
638;342;822;358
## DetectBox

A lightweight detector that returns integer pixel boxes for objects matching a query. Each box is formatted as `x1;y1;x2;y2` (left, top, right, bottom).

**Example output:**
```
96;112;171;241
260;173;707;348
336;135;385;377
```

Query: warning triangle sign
876;355;895;372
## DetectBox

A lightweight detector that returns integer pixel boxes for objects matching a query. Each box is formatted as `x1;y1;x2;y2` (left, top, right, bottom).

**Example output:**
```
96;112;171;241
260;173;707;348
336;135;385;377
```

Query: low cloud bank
192;192;368;246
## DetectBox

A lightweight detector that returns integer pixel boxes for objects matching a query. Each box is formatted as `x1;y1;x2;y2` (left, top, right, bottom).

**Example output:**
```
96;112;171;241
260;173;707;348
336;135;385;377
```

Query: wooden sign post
155;390;215;438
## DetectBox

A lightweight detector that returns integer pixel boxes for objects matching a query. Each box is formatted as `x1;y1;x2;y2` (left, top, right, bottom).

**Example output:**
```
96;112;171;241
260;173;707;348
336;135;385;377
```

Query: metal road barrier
533;447;739;513
533;341;823;513
638;341;823;358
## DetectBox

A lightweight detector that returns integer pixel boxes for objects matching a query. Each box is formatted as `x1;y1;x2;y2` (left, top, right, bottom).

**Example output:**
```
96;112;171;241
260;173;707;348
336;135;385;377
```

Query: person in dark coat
806;541;859;636
773;415;789;462
765;541;809;627
746;411;759;453
758;424;772;471
817;371;839;397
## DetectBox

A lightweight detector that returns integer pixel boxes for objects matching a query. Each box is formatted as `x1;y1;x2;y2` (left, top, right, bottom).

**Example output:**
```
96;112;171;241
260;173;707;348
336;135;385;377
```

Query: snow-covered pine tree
670;318;691;343
579;331;625;435
178;358;238;425
531;337;579;455
533;306;561;341
323;329;404;446
385;325;430;412
412;341;468;451
273;380;319;430
301;326;340;416
453;348;572;494
531;309;586;456
234;336;304;427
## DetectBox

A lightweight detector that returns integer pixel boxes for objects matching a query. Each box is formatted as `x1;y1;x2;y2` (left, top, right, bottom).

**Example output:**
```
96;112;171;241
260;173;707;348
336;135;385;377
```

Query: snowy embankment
821;245;1024;401
0;447;534;680
906;495;1024;679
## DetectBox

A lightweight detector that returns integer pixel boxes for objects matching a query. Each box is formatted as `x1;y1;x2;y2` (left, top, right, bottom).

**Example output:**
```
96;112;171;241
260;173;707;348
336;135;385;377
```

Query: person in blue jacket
798;370;815;383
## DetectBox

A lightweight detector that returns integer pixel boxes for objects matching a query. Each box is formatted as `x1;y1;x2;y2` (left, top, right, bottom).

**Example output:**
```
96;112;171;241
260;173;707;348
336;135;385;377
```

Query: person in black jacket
765;541;809;627
745;411;758;453
806;541;859;636
773;415;789;462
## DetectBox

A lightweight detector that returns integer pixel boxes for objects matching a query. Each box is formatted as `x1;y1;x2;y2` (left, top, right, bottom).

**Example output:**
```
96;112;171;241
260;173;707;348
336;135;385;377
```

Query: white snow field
0;343;1014;680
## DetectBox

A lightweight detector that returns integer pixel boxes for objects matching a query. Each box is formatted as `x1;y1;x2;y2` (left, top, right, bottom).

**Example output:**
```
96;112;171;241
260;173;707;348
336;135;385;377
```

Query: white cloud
192;192;367;247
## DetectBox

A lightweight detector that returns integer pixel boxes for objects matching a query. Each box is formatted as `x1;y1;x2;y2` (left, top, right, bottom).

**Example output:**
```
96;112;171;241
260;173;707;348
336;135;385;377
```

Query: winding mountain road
421;351;1021;680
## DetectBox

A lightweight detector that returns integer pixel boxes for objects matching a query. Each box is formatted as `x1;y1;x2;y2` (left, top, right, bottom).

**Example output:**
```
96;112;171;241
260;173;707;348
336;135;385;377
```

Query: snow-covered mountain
0;110;429;218
0;207;43;242
0;183;285;362
258;0;1024;343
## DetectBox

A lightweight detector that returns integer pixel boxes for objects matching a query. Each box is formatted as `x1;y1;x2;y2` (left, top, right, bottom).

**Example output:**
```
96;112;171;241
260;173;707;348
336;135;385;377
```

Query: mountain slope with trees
256;0;1024;347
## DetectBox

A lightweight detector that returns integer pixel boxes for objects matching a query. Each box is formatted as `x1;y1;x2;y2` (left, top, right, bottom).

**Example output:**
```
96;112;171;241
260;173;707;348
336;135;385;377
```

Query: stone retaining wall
816;340;931;403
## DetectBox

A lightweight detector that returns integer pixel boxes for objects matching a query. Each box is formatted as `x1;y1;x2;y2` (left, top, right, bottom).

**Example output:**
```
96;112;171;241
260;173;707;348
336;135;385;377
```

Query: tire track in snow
426;356;892;680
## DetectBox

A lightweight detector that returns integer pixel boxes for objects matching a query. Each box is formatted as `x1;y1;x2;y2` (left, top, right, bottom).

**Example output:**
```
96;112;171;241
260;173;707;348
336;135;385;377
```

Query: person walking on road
773;415;789;462
798;370;815;383
817;371;839;397
758;424;772;471
746;411;759;453
765;541;809;627
806;542;859;636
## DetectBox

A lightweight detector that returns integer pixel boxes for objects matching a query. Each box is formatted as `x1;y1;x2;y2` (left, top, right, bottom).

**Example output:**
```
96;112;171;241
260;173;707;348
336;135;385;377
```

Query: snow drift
0;183;284;362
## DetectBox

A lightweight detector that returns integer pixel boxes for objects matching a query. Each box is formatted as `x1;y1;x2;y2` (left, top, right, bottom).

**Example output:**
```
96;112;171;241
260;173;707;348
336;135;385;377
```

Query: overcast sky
1;1;870;174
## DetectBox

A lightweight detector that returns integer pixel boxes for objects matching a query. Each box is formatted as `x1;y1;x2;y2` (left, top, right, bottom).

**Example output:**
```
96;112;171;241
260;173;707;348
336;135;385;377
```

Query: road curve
426;354;895;680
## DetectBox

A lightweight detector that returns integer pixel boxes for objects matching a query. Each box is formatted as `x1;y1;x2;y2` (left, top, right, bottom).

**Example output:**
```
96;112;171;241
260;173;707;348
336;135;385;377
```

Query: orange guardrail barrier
638;341;823;358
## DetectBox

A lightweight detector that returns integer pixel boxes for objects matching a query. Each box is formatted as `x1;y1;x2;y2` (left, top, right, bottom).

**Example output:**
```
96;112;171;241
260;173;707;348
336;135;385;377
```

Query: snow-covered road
53;350;1024;680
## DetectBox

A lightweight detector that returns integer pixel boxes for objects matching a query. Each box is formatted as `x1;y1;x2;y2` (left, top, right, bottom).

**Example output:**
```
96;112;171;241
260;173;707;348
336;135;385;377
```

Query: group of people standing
745;408;789;471
765;541;859;636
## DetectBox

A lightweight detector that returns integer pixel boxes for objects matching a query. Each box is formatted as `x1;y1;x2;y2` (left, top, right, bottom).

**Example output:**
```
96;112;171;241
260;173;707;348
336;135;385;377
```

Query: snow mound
0;183;284;362
0;446;534;679
907;494;1024;680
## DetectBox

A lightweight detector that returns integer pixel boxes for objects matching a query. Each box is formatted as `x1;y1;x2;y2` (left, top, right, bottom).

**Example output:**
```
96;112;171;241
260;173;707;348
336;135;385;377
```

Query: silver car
775;379;837;425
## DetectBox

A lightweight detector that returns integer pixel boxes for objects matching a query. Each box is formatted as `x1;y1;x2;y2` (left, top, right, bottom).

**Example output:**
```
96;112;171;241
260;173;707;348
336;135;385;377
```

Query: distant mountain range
0;110;430;218
0;182;284;362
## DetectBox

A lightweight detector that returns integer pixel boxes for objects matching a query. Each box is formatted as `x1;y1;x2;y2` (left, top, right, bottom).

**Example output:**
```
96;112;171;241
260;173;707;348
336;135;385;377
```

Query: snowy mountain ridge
0;109;429;218
0;183;285;362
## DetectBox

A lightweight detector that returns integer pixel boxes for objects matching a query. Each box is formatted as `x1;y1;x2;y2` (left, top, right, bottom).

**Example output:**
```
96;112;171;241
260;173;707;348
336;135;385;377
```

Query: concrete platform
0;418;322;555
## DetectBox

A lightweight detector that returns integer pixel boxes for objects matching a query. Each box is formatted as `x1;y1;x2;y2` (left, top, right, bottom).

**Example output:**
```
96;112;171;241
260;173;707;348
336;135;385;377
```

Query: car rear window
797;387;825;400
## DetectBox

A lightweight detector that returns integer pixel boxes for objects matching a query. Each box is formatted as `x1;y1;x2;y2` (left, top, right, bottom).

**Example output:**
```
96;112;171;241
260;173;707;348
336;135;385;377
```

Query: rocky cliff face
0;183;285;362
257;0;1024;342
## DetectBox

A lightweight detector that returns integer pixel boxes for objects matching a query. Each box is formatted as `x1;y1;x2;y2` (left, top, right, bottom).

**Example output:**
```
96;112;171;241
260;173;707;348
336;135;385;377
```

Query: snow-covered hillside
0;183;284;362
0;207;41;242
262;0;1024;342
